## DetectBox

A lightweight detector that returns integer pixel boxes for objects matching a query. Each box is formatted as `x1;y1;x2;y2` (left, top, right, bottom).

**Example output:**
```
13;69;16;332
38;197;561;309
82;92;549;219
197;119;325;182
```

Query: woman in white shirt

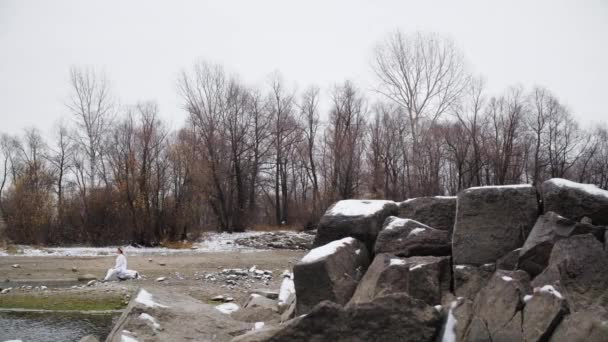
103;247;139;281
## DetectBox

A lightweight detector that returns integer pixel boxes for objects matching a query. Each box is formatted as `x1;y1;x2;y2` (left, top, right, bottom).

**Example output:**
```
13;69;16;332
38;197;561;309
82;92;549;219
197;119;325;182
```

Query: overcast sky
1;0;607;136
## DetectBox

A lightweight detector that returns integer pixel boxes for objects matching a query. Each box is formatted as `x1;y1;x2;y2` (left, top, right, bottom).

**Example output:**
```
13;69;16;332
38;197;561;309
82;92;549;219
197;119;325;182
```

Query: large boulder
374;217;450;257
453;263;496;300
532;234;608;312
294;237;369;314
106;288;250;342
519;211;604;277
313;200;398;250
541;178;608;225
452;184;539;265
238;293;441;342
398;196;457;232
549;307;608;342
463;270;532;341
523;286;568;342
349;253;450;306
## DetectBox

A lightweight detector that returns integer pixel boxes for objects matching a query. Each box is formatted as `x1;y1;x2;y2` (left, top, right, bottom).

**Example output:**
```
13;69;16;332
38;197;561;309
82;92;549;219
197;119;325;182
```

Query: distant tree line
1;31;607;245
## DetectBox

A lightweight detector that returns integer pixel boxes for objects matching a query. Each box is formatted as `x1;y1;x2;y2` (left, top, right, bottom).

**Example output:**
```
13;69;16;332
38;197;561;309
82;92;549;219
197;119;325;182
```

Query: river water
0;311;119;342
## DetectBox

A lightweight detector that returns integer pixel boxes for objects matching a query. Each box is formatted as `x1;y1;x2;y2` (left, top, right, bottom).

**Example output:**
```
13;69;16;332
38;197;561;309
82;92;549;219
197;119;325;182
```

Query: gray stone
374;217;450;257
349;253;450;306
294;237;369;314
464;270;531;341
313;200;398;251
249;293;441;342
496;248;520;270
542;178;608;225
244;294;277;311
519;211;604;277
453;263;496;300
532;234;608;312
523;287;568;342
549;307;608;342
452;184;539;265
398;196;457;232
107;287;249;342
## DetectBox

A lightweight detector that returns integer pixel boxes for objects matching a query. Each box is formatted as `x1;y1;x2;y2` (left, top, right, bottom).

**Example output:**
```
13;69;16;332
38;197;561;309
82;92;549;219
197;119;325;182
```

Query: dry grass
160;240;194;249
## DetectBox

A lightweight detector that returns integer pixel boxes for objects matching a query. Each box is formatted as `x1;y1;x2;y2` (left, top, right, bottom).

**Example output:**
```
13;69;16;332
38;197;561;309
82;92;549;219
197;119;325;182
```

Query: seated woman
103;247;139;281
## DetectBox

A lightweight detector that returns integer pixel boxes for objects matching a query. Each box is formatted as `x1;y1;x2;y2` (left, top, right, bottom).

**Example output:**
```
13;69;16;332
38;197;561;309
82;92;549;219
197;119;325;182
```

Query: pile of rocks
232;178;608;342
234;231;315;250
201;266;275;289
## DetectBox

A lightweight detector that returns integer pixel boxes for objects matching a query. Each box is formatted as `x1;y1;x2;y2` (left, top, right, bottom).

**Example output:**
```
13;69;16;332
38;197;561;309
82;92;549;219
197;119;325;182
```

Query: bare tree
66;66;114;192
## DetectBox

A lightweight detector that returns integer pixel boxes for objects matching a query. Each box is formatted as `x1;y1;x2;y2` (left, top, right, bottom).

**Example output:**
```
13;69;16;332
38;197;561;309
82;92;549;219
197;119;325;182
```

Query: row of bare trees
1;31;607;245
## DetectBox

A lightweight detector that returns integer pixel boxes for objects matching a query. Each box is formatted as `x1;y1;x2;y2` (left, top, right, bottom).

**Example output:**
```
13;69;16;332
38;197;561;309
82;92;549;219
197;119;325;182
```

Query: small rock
12;264;20;268
148;258;153;262
156;277;167;282
158;263;166;266
72;267;78;272
77;274;97;282
1;288;10;294
87;280;97;287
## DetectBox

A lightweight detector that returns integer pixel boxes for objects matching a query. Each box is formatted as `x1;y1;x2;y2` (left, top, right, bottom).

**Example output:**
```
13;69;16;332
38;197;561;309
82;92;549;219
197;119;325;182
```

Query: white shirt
114;254;127;271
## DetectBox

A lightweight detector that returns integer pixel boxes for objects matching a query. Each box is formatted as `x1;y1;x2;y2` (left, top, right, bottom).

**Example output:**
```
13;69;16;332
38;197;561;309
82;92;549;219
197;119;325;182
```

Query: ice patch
383;217;432;231
389;258;406;266
300;237;355;264
138;313;161;330
434;305;443;311
216;302;240;314
278;275;295;306
441;300;459;342
547;178;608;199
409;263;426;271
355;249;361;255
523;294;533;303
408;228;426;236
539;285;563;299
326;200;394;217
121;332;138;342
501;276;513;282
135;289;168;308
455;265;467;270
254;322;265;330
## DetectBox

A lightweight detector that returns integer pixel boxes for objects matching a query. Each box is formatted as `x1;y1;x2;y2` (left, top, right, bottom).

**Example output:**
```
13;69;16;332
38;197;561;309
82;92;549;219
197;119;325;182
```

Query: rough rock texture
542;178;608;225
313;200;398;250
549;307;608;342
519;211;603;277
107;287;250;342
349;253;450;306
294;237;369;314
452;184;539;265
452;299;474;342
232;294;280;323
398;196;457;232
463;270;532;341
374;217;450;257
78;335;99;342
237;293;441;342
532;234;608;312
523;288;568;342
453;263;496;300
231;326;284;342
496;248;520;270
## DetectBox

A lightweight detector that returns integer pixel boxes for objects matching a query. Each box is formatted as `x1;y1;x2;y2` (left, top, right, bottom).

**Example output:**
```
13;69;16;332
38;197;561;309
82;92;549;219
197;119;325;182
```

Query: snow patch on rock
300;237;355;264
547;178;608;199
326;200;394;217
135;289;168;308
215;302;240;314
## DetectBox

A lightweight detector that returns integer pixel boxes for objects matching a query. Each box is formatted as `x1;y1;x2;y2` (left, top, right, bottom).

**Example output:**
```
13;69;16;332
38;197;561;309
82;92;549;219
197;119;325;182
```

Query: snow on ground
389;258;406;266
135;289;168;308
441;300;459;342
0;231;290;257
278;273;295;306
547;178;608;198
215;302;240;314
326;200;394;217
139;313;161;331
300;237;355;264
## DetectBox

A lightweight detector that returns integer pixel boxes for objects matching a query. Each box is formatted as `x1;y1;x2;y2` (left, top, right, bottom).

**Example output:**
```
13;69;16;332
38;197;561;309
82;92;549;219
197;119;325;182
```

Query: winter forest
1;31;607;246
